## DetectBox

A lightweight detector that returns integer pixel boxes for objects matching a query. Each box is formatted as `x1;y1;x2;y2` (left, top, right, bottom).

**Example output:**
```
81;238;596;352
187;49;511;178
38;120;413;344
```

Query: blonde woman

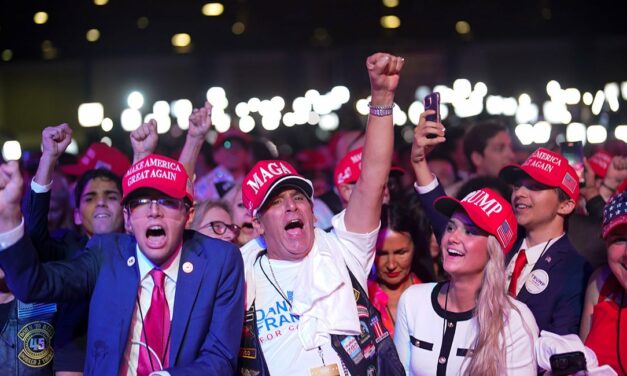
394;187;538;375
190;200;240;243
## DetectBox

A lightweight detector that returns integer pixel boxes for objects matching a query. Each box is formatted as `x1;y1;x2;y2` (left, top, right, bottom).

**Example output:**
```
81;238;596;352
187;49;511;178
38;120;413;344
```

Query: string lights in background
73;78;627;152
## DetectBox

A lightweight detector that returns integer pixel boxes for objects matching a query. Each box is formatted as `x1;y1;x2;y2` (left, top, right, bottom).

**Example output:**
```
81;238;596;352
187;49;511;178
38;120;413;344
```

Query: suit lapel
116;237;141;359
517;237;566;302
169;236;204;365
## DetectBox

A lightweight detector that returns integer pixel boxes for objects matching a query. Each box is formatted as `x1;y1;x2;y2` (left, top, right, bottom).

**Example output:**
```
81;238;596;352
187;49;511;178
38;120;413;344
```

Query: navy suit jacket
26;188;90;371
416;183;591;335
0;230;245;375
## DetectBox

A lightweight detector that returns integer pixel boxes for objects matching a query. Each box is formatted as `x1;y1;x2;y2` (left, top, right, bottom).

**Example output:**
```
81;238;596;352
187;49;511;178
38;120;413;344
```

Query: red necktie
137;268;171;375
508;249;527;297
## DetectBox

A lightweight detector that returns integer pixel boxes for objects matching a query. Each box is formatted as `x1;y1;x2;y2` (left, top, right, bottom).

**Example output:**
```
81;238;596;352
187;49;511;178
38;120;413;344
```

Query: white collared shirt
122;244;180;376
506;234;564;296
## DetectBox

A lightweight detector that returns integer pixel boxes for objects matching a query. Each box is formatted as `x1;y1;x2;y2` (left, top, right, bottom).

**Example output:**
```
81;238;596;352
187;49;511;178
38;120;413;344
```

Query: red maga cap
434;188;518;252
334;147;363;191
588;150;613;178
122;154;193;203
499;147;580;201
61;143;131;178
242;160;314;216
333;147;405;192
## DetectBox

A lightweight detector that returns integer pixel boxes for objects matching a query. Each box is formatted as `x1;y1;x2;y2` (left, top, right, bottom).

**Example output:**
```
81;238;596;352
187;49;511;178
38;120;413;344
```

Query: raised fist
41;123;72;159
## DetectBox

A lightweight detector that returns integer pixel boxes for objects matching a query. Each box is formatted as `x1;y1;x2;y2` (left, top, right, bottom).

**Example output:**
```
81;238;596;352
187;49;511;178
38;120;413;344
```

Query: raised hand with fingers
411;110;446;164
366;53;405;105
0;161;24;232
41;123;73;160
179;101;213;178
188;101;213;140
131;119;158;163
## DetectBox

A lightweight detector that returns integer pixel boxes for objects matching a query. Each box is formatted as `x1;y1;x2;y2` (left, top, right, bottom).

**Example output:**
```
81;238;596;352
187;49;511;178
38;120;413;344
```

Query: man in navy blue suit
0;153;244;375
410;110;590;335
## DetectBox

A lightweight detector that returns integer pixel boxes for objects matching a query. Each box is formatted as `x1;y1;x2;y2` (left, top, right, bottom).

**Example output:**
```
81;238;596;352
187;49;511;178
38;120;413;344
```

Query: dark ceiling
1;0;626;62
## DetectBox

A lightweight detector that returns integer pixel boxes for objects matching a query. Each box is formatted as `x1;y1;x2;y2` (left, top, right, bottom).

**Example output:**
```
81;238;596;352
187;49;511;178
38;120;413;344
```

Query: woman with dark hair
368;202;434;336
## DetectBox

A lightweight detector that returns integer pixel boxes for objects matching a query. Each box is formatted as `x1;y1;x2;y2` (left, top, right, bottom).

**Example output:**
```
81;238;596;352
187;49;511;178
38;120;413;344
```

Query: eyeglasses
200;221;241;235
127;197;188;212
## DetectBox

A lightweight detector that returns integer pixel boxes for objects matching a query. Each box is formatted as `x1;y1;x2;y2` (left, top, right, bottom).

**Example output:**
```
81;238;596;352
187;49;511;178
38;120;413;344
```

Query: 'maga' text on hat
126;157;182;176
524;150;563;173
127;168;178;186
246;162;293;195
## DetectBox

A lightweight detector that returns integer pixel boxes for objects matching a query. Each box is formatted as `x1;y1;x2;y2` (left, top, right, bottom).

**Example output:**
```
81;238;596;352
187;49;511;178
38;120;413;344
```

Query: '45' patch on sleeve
17;321;54;368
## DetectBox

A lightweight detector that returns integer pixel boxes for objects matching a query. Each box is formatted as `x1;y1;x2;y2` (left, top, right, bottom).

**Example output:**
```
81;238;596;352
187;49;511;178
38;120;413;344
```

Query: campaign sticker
363;343;376;359
340;336;364;365
183;261;194;273
356;304;369;319
525;269;549;294
358;320;371;344
18;321;54;368
239;347;257;359
366;365;377;376
370;316;389;343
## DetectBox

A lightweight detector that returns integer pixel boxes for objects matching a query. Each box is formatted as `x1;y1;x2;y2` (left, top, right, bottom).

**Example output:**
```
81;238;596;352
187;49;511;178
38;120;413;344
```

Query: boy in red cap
497;148;592;334
411;110;591;335
237;53;405;376
0;154;244;375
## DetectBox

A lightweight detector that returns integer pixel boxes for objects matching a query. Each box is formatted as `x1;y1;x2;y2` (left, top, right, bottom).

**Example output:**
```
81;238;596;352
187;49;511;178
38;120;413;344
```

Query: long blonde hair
463;236;516;376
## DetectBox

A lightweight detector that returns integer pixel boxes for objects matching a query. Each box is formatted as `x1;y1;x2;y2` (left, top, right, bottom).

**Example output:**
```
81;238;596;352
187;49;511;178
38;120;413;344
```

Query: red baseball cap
499;147;580;201
242;160;314;216
435;188;518;252
333;147;405;192
61;143;131;178
122;154;193;203
588;150;613;178
334;147;363;191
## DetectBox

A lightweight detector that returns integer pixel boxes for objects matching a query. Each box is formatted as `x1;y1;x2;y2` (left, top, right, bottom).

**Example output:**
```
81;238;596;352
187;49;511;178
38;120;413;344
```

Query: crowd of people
0;52;625;376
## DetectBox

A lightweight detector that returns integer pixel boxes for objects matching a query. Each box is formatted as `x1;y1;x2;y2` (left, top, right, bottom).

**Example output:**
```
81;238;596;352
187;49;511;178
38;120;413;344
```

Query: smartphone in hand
424;92;440;139
559;141;585;187
550;351;587;376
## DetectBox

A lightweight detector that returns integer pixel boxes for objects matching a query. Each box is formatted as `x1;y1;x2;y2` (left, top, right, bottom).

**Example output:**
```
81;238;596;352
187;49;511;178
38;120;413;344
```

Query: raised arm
33;123;73;187
0;161;99;302
410;110;446;187
28;124;75;260
410;110;449;240
178;101;213;179
130;119;158;163
0;160;24;233
344;53;404;233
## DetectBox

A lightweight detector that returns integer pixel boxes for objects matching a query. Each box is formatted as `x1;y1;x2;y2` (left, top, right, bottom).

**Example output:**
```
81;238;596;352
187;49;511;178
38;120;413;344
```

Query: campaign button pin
183;262;193;273
525;269;549;294
127;256;136;266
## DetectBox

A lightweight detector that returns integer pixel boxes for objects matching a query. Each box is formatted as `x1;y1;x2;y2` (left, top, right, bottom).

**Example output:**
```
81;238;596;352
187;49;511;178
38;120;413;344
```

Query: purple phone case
424;92;440;123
